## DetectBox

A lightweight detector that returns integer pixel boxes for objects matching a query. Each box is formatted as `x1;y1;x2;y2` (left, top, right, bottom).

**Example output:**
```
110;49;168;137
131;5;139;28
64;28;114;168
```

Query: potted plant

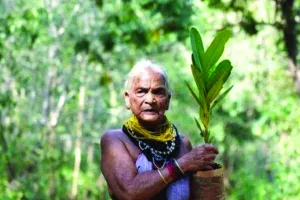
186;27;233;200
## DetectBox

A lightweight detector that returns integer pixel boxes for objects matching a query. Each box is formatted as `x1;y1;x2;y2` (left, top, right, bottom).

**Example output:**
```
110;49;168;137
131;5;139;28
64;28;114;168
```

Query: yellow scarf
124;116;175;142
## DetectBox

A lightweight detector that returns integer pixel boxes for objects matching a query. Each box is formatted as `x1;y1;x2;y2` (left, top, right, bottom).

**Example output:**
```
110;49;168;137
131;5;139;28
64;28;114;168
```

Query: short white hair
124;59;171;94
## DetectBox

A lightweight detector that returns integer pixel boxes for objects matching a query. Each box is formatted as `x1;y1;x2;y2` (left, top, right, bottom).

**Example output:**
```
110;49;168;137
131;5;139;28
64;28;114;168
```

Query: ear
165;94;171;110
124;91;131;109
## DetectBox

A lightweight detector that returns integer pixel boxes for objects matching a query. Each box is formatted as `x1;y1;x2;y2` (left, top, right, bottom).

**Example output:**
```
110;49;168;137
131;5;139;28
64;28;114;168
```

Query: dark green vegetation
0;0;299;199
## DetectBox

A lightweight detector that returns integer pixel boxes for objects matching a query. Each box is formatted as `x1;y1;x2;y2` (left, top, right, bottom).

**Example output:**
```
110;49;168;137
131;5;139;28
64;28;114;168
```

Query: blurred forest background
0;0;299;199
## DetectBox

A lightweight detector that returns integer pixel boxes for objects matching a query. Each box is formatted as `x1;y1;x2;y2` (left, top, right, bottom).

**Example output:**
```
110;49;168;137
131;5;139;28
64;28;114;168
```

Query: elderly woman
101;60;218;200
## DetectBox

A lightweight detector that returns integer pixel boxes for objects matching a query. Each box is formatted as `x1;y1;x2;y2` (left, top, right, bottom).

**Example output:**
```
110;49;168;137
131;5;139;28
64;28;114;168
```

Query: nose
145;93;156;104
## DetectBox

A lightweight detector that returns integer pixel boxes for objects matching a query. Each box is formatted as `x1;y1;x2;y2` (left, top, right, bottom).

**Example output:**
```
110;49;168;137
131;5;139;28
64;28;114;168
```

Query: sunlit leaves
194;117;203;137
206;74;224;104
190;27;205;72
187;27;233;143
211;85;233;110
185;81;206;111
207;59;232;91
203;29;232;71
191;63;206;95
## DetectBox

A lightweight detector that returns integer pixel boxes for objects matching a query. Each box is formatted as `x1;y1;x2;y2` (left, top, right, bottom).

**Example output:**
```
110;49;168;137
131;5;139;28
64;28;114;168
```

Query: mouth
143;109;157;114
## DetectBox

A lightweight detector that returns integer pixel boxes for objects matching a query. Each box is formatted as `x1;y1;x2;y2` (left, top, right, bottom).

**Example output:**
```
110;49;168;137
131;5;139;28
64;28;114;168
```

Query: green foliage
203;30;232;73
190;28;205;73
0;0;193;199
211;85;233;110
187;27;233;143
0;0;299;199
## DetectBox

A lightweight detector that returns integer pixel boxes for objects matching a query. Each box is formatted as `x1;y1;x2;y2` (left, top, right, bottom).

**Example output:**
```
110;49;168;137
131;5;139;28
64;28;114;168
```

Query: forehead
132;68;166;88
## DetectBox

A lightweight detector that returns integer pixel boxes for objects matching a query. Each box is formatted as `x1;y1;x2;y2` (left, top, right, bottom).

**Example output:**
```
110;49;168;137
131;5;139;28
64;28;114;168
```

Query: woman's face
125;68;171;128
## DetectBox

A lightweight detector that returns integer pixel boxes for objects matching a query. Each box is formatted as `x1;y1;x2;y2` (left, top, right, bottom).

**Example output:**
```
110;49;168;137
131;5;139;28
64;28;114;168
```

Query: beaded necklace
124;116;174;142
123;117;180;169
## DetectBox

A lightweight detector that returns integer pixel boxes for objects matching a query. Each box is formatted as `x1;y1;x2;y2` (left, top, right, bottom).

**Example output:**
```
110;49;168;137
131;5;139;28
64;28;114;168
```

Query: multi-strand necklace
124;115;175;142
123;116;180;169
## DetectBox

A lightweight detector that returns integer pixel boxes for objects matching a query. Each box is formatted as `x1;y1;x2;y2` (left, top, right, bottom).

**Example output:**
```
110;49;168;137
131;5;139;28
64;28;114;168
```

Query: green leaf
206;74;225;104
190;27;205;73
192;54;201;73
185;81;205;110
208;135;214;143
207;60;232;91
221;64;232;84
211;85;234;110
191;64;206;95
203;29;232;72
205;130;210;143
194;117;204;136
200;109;209;130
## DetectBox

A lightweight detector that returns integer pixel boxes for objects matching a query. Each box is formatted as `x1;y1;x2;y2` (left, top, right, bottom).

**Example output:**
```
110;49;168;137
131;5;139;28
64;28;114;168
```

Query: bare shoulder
100;129;128;158
101;129;123;142
101;129;131;146
101;129;123;155
180;134;193;151
100;129;139;199
101;129;139;162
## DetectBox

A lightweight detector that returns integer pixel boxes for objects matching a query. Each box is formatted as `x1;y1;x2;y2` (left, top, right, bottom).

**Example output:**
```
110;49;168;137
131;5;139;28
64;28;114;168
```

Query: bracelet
173;159;185;175
166;159;185;180
158;169;168;185
166;161;177;180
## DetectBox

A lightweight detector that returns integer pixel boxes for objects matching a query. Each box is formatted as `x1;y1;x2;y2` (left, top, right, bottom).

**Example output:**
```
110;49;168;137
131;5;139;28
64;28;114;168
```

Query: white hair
124;59;171;94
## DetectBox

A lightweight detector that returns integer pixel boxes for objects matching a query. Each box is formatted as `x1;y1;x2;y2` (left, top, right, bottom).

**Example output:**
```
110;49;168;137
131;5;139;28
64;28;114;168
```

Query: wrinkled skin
124;68;170;130
101;67;219;200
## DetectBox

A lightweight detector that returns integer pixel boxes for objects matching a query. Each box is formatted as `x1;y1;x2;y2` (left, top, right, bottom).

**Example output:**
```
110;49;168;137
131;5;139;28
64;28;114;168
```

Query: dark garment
151;187;168;200
122;125;181;163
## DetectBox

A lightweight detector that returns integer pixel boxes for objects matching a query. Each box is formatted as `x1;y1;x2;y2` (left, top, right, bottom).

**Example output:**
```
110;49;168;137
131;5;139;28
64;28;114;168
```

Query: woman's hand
177;143;219;172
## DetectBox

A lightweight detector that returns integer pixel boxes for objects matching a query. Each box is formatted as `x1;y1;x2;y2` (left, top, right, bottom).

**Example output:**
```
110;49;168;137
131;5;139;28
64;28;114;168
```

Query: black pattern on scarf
122;125;181;163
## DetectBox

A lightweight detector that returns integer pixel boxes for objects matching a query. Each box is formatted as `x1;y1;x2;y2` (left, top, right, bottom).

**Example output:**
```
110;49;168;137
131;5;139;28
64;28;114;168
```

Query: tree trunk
279;0;300;95
71;63;86;200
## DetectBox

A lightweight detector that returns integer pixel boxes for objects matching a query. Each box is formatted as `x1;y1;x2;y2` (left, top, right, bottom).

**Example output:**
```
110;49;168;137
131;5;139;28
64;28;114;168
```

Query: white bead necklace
127;124;177;169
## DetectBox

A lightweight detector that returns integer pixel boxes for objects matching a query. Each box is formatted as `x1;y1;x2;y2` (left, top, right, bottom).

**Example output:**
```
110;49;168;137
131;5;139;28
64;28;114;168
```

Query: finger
203;144;219;154
201;165;213;171
203;160;215;166
203;154;217;161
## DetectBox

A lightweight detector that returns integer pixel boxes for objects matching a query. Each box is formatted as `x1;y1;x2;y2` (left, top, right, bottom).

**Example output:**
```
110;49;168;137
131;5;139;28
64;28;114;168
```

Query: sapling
186;27;233;144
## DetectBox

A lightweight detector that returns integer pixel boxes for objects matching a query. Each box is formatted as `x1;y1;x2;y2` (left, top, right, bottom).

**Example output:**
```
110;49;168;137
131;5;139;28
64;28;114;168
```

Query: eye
153;88;166;95
137;89;146;93
136;88;147;96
